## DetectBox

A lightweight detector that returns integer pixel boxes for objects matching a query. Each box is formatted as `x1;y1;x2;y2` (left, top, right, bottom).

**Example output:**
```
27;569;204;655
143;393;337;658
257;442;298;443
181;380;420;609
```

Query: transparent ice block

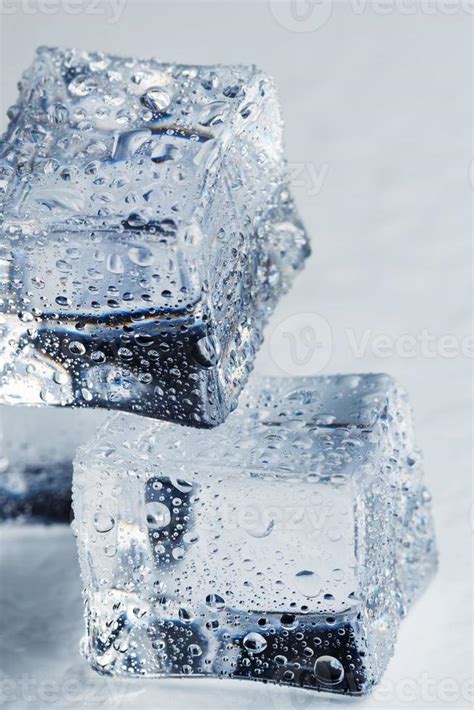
0;405;106;522
73;374;437;695
0;47;308;427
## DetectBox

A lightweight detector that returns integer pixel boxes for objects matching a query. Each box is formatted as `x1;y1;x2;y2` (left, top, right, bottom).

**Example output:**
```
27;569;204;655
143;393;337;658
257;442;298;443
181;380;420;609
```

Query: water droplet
205;593;225;611
94;512;115;533
280;613;298;629
243;632;267;654
68;74;98;97
171;478;194;493
133;606;147;619
294;569;321;598
47;103;69;125
151;143;179;164
55;295;71;307
314;655;345;685
134;333;153;347
244;517;275;539
192;334;221;368
112;129;151;161
128;246;153;266
141;88;171;113
107;253;124;274
145;501;171;529
179;607;193;623
199;100;229;126
69;341;86;356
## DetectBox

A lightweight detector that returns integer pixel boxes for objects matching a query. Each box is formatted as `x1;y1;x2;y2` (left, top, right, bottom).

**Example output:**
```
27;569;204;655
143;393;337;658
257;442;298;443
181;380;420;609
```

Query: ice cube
0;47;309;426
0;405;106;522
72;374;437;694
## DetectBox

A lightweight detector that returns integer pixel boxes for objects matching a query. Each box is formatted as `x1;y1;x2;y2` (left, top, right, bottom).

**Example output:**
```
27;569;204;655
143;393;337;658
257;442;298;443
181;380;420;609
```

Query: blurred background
0;2;472;708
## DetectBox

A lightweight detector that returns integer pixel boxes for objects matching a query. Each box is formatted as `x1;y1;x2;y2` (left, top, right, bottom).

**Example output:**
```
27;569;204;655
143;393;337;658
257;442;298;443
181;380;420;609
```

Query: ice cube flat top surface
86;373;398;476
73;374;436;694
0;47;309;426
1;47;269;233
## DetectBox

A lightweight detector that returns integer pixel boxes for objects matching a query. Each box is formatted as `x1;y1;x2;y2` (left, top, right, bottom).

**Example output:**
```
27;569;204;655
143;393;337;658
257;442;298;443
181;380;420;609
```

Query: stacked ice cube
0;46;308;426
72;374;436;693
0;47;436;696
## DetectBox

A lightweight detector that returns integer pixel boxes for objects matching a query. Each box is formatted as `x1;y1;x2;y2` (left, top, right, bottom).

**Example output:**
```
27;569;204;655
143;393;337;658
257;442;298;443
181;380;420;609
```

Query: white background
0;2;472;708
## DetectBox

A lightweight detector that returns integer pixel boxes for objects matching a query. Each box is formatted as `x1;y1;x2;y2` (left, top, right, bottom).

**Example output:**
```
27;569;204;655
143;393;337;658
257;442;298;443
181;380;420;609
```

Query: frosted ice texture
0;47;308;426
73;374;437;695
0;406;106;522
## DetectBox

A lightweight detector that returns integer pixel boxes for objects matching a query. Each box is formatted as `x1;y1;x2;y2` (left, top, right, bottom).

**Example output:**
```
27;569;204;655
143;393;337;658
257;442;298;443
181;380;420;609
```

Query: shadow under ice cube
73;373;437;695
0;47;308;426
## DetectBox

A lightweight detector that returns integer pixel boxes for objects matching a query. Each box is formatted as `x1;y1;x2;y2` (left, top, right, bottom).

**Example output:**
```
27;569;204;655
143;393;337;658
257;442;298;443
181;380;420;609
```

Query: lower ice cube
72;374;437;694
0;405;106;522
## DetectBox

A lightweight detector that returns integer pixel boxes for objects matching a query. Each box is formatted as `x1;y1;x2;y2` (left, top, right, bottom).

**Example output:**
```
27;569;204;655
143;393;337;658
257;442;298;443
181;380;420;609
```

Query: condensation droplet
107;253;124;274
141;88;171;113
314;655;345;685
242;632;267;654
205;593;225;611
128;246;154;266
294;569;321;598
94;512;115;533
192;334;221;368
145;501;171;529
